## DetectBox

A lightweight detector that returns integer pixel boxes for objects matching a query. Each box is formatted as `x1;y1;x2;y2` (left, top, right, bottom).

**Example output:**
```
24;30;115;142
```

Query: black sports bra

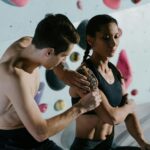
71;59;123;115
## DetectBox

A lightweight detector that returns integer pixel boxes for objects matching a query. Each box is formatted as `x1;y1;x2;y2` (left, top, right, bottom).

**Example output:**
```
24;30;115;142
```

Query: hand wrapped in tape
78;65;98;91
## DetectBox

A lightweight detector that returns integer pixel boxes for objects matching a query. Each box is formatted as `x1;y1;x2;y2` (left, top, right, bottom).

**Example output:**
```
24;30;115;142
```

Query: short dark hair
32;14;80;54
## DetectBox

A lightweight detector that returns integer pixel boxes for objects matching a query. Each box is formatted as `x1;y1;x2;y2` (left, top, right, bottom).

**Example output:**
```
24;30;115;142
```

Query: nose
62;57;66;63
109;38;116;48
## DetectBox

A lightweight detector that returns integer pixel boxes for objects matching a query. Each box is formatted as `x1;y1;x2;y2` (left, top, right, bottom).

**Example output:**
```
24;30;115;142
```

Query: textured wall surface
0;0;150;149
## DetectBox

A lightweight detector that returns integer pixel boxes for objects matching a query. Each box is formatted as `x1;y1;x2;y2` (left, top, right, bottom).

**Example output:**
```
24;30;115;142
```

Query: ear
118;27;122;37
87;35;94;47
45;48;54;57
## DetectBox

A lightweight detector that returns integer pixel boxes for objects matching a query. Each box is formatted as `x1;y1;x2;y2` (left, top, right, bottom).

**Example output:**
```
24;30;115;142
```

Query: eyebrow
102;32;119;36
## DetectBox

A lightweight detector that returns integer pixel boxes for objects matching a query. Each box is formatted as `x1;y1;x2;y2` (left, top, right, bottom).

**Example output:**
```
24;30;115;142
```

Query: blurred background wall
0;0;150;149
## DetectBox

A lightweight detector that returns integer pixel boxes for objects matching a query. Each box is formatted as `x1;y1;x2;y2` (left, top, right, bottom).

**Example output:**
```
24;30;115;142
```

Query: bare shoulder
6;36;32;48
0;36;32;63
16;36;32;48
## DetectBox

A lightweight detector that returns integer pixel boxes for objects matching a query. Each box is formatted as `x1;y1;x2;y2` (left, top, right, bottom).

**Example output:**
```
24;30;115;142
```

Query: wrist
54;63;66;80
75;100;89;114
62;62;69;70
72;102;85;118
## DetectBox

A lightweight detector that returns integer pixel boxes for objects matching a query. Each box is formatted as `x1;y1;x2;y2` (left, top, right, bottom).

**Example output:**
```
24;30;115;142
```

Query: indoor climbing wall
0;0;150;149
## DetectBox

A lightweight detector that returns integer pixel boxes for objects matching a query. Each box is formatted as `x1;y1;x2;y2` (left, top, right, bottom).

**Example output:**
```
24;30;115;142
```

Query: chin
50;64;59;70
108;54;114;58
46;65;53;70
47;67;53;70
110;51;116;56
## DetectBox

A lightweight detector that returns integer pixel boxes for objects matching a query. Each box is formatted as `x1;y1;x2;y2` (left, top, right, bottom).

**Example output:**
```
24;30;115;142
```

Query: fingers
72;79;90;92
72;82;90;92
74;74;90;86
74;71;87;80
78;78;90;86
72;86;88;98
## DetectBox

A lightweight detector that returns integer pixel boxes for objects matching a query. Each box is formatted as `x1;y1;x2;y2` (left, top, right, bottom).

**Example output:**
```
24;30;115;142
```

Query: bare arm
53;62;90;92
101;77;135;124
70;86;134;125
69;67;135;125
95;91;135;125
7;73;101;142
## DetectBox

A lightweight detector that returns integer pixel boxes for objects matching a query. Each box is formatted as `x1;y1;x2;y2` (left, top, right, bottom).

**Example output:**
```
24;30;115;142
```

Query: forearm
111;94;134;124
111;104;133;124
53;62;66;81
30;104;81;142
95;104;129;125
125;112;145;146
45;103;83;138
99;91;133;124
47;89;101;137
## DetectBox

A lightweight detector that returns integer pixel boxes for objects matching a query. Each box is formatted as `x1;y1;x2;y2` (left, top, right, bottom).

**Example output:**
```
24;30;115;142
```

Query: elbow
107;111;122;124
32;124;49;142
102;115;116;125
111;116;120;124
34;132;48;142
104;110;119;125
111;115;124;124
108;109;125;124
107;115;118;125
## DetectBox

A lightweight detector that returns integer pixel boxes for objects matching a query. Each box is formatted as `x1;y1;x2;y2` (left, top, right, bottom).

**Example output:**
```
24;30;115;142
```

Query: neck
11;46;39;73
91;54;110;73
14;58;38;73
